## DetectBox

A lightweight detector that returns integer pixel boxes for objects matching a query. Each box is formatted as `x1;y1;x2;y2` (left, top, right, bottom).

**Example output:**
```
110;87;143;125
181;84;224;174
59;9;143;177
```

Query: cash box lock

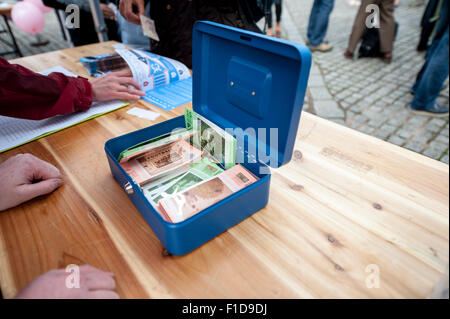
124;182;134;195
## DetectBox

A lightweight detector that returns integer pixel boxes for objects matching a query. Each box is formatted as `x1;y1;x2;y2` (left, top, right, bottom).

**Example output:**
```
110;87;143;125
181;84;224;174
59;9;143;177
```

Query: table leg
1;15;23;57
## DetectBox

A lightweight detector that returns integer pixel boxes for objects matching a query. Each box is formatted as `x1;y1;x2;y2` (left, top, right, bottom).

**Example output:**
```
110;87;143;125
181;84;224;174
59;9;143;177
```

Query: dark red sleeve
0;57;93;120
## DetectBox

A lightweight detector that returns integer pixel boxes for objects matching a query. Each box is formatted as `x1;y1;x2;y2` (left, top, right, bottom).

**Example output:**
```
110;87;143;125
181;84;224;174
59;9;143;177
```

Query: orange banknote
159;165;258;223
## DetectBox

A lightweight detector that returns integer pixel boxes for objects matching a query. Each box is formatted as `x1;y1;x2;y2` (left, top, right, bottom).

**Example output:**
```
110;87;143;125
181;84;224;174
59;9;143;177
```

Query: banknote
121;138;202;186
159;165;257;223
148;158;224;206
140;15;160;41
184;108;236;169
118;128;192;163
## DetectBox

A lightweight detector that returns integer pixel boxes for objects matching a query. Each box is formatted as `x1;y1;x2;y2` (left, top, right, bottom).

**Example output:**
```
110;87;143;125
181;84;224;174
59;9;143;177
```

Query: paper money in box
104;21;311;255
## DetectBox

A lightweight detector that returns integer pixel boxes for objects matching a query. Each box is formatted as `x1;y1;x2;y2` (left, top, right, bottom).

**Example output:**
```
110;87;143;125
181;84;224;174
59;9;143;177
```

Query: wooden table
0;41;448;299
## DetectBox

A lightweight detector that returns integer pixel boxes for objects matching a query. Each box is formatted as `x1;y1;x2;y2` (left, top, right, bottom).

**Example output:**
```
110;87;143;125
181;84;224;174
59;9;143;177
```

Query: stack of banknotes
118;108;258;223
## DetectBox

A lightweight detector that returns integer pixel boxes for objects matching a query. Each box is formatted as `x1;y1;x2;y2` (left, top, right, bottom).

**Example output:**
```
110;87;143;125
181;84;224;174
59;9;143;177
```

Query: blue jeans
307;0;335;46
411;28;449;110
411;0;449;110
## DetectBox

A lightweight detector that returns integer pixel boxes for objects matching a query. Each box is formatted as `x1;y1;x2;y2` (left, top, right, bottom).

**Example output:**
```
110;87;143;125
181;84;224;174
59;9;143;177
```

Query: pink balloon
11;2;45;34
24;0;53;13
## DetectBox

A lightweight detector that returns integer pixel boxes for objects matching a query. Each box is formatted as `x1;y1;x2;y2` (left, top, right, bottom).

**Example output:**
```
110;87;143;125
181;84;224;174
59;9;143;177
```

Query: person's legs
267;9;273;29
412;0;449;93
275;0;282;23
347;0;373;54
308;0;335;46
307;0;320;41
267;1;274;36
379;0;396;54
275;0;282;37
411;28;449;116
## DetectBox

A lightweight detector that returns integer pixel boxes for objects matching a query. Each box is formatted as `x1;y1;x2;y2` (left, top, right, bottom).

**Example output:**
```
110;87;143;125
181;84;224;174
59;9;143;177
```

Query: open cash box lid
192;21;311;169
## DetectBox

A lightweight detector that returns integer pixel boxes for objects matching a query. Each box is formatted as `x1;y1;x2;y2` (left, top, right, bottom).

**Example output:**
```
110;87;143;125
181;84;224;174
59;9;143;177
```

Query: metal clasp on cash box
124;182;134;195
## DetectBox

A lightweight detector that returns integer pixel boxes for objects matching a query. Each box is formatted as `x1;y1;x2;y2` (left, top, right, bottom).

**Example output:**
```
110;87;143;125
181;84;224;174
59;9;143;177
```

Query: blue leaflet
142;77;192;111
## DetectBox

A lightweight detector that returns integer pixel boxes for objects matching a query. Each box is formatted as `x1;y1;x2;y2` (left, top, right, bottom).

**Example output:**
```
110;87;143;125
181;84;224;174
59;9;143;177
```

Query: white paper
115;49;190;92
39;66;77;77
126;107;160;121
0;66;127;153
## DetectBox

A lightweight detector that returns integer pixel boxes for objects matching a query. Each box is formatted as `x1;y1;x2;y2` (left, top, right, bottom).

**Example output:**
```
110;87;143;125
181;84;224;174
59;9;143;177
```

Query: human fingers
88;290;120;299
123;0;141;25
28;155;62;181
114;84;145;97
136;0;145;16
116;76;142;91
17;178;62;202
84;272;116;291
109;91;143;101
110;69;133;78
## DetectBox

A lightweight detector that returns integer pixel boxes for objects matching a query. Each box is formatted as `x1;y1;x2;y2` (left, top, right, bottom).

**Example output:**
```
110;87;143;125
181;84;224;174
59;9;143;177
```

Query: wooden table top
0;41;448;299
0;2;14;16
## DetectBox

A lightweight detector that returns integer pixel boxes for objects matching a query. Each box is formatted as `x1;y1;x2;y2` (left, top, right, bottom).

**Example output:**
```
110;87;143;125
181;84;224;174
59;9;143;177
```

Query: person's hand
90;69;145;102
15;265;119;299
101;3;116;20
119;0;145;25
0;154;63;212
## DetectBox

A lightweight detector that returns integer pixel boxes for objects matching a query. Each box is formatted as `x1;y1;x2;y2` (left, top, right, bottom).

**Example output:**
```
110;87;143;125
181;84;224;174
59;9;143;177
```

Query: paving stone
313;100;344;119
442;154;449;164
388;135;405;147
429;141;448;154
423;148;445;160
404;141;425;153
411;134;430;145
373;129;391;140
434;135;449;144
397;129;412;139
309;86;333;100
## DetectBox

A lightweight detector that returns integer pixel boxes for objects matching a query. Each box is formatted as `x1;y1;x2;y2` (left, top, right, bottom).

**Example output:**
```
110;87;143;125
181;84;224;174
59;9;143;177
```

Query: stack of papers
0;66;128;153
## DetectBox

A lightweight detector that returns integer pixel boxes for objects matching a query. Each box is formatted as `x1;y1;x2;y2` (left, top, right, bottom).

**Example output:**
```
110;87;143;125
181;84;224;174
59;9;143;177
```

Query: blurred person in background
116;0;150;50
44;0;120;46
417;0;444;52
344;0;396;62
306;0;335;52
267;0;282;37
119;0;264;68
410;0;448;117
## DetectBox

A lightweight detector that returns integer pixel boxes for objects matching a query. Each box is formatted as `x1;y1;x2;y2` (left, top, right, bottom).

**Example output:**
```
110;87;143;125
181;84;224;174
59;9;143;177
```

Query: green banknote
147;158;224;206
184;107;237;169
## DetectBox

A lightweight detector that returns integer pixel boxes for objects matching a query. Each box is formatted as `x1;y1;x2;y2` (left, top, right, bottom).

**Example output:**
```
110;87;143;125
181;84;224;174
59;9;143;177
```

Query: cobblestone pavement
2;2;449;163
0;10;70;58
281;0;449;163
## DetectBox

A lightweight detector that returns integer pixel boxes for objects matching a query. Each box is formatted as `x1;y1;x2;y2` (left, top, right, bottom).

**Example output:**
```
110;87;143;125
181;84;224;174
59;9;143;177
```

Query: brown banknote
159;165;258;223
121;138;202;186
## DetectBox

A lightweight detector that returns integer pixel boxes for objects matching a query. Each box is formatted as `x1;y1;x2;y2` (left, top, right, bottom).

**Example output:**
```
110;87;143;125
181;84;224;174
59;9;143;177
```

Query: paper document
126;107;160;121
0;66;128;153
116;49;192;111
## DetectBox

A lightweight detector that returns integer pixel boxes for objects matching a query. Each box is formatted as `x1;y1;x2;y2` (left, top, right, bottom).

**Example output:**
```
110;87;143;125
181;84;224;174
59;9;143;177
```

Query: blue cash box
104;21;311;255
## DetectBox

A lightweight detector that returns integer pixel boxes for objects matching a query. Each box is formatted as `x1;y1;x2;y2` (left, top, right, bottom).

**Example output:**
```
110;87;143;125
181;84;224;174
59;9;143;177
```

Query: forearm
0;59;93;120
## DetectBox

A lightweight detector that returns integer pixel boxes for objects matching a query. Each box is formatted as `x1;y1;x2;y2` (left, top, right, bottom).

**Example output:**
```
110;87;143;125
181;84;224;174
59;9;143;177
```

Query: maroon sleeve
0;57;93;120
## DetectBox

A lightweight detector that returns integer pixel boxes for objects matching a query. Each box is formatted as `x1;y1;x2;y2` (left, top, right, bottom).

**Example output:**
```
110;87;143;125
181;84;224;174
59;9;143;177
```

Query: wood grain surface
0;42;448;299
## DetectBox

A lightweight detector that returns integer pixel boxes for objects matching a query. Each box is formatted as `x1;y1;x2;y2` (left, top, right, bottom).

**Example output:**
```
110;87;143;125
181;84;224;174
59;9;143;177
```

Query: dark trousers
347;0;396;53
267;0;282;28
